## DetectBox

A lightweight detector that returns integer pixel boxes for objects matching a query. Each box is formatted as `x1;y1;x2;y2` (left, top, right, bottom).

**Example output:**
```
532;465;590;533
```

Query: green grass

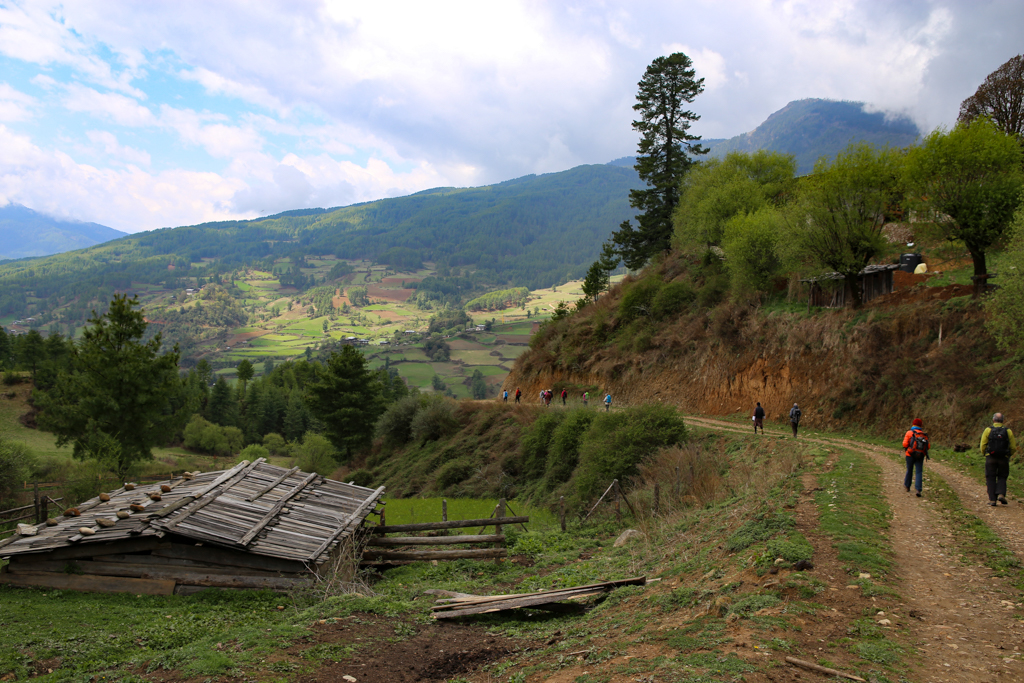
380;497;557;528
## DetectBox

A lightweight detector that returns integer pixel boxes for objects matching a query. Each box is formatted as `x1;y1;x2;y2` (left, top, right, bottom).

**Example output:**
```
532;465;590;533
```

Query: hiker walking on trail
583;391;589;407
514;387;521;404
902;418;930;497
789;403;802;437
753;402;765;434
980;412;1017;506
561;388;568;406
503;389;508;403
604;393;612;412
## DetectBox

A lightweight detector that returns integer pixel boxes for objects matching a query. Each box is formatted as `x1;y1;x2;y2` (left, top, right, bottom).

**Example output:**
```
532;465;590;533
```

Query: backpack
909;430;930;458
987;426;1011;458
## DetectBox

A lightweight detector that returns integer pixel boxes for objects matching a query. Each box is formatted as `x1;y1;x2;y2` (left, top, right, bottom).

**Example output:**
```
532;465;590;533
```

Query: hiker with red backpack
980;412;1017;507
902;418;930;497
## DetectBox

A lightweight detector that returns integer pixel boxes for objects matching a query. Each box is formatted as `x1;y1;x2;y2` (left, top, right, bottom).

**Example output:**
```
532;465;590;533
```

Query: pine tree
305;345;385;460
611;53;706;269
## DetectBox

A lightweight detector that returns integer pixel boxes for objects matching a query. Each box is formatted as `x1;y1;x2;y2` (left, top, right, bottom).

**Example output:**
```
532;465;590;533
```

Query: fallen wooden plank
0;570;175;595
362;548;507;562
432;577;647;618
367;534;504;546
430;577;647;610
784;657;866;682
152;543;309;573
371;516;528;534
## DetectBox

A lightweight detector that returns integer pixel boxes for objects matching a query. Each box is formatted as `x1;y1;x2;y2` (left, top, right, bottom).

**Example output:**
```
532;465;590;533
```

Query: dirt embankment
503;288;1017;443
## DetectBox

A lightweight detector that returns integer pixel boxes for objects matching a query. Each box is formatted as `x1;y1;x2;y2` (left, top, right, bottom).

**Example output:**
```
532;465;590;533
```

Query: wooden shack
802;264;900;308
0;458;384;595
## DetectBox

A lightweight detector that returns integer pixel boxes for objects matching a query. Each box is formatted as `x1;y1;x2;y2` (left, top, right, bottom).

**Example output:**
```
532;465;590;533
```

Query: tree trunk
970;247;988;298
845;273;864;309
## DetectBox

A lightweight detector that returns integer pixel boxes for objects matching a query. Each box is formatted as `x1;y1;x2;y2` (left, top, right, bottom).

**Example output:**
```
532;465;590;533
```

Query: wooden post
441;498;448;536
613;479;621;522
495;498;506;563
379;506;386;527
33;482;40;524
653;482;660;517
559;496;566;532
40;495;48;524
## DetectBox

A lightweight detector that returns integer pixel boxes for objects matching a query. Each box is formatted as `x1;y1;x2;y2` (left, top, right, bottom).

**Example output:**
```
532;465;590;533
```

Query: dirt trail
687;416;1024;681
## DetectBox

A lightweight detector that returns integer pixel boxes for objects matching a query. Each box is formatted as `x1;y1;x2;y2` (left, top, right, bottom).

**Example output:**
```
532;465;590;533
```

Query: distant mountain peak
0;203;127;260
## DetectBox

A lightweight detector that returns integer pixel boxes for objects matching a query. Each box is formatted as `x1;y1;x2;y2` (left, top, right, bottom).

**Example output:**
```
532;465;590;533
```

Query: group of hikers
502;387;612;411
752;401;1016;507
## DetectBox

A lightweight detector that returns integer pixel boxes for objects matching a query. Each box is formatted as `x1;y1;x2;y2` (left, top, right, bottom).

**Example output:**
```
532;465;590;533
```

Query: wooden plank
4;538;169;562
0;570;175;595
362;548;507;562
371;516;528;534
433;589;608;618
158;460;264;532
431;577;647;610
246;466;300;502
152;543;308;573
238;472;318;546
307;485;385;562
367;534;504;546
142;569;308;589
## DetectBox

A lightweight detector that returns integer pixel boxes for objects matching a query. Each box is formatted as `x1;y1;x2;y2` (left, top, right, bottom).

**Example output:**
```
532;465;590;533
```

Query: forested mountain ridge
0;203;127;260
706;98;921;174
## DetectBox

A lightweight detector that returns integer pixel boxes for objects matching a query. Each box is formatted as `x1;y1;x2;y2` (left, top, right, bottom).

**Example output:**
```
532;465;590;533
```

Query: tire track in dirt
685;416;1024;682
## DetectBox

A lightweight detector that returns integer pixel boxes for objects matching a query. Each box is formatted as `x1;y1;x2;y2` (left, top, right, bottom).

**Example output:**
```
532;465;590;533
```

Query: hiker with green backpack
980;413;1017;506
902;418;930;497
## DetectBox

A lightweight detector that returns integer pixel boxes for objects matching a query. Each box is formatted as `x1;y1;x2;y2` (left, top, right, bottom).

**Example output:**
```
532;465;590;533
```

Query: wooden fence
362;498;528;564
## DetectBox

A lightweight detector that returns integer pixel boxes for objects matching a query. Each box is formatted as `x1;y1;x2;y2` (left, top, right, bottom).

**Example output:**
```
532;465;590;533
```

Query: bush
618;278;663;324
544;409;595;487
295;433;339;474
574;404;688;504
435;457;476;490
651;281;696;319
348;469;375;488
375;396;423;446
519;411;566;480
239;444;270;460
410;396;459;443
2;370;23;386
0;437;35;507
262;433;289;455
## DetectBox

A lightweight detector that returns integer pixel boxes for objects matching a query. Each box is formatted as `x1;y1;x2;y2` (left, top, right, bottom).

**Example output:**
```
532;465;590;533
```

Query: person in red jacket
902;417;930;497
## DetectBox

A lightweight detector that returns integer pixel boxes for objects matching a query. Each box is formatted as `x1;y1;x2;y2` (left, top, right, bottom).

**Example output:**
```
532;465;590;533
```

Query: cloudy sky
0;0;1020;233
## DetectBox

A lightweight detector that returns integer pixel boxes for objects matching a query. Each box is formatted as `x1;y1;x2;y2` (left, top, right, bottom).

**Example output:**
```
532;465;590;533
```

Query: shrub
544;409;595;487
262;433;289;455
574;404;688;504
435;457;476;490
0;437;35;507
519;411;566;480
376;396;422;446
651;281;696;319
618;278;663;324
295;433;339;474
348;469;375;488
410;396;460;443
2;370;23;386
239;444;270;460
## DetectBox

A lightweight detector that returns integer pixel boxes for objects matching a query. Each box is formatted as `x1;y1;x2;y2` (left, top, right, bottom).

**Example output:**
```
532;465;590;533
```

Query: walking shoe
990;501;998;506
916;491;922;497
904;486;910;493
999;496;1008;505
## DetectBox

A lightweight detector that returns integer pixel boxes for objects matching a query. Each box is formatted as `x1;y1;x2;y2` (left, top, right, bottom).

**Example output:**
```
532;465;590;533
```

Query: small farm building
0;458;384;595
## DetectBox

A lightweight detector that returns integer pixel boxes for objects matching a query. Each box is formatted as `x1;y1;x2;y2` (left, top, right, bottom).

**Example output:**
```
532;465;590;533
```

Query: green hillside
707;99;921;174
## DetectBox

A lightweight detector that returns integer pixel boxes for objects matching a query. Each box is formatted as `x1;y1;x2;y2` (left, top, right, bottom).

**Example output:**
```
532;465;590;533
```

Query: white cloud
178;67;287;114
62;83;156;126
0;82;36;121
85;130;151;166
665;44;728;93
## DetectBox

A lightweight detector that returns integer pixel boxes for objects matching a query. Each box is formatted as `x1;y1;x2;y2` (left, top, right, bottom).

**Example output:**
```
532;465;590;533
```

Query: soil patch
226;329;270;346
381;277;422;286
367;285;414;303
866;282;973;309
298;618;521;683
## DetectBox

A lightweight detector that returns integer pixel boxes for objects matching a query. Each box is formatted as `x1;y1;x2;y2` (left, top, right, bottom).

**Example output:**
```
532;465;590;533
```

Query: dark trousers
985;456;1010;501
791;421;798;437
904;455;923;492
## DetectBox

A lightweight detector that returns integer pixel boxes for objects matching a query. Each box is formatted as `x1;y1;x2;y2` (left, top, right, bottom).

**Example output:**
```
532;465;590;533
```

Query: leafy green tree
0;327;11;369
611;52;706;269
674;150;797;250
958;54;1024;142
985;207;1024;352
722;207;786;296
305;345;384;460
470;369;487;399
791;143;903;308
18;329;45;384
905;118;1024;297
36;295;187;479
0;436;35;507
